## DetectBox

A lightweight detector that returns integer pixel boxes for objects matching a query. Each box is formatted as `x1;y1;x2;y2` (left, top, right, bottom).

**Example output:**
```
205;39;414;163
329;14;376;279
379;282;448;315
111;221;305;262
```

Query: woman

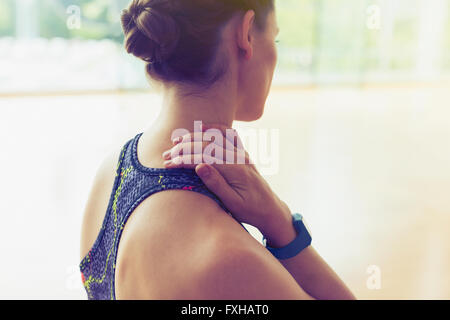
80;0;355;300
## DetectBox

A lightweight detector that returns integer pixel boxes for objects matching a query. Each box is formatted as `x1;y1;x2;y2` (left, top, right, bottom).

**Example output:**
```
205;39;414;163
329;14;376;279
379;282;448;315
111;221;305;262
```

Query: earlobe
245;45;253;60
238;35;253;60
238;41;252;60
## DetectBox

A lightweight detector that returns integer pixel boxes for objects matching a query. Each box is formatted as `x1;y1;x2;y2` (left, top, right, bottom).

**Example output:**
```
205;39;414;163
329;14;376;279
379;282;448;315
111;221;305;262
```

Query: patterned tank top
79;132;249;300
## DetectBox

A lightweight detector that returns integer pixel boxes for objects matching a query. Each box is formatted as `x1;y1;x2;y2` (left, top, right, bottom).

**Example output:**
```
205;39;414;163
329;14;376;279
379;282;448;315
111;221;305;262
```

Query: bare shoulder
195;238;313;299
114;189;311;300
80;143;125;261
114;188;263;299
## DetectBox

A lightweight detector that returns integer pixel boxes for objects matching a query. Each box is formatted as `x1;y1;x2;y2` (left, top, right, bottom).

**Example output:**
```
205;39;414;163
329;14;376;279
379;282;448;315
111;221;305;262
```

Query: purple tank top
79;132;249;299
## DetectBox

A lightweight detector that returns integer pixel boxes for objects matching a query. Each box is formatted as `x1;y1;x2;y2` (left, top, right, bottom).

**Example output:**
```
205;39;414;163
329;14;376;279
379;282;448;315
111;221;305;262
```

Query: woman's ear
236;10;255;60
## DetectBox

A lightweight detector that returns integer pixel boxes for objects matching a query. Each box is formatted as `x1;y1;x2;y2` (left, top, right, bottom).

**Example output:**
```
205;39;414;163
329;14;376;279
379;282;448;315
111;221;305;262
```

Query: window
0;0;449;94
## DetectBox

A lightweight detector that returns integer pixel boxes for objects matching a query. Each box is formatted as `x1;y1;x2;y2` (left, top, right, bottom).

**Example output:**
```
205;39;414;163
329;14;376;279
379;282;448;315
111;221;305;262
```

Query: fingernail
172;136;182;144
163;160;172;166
197;165;210;178
163;150;172;160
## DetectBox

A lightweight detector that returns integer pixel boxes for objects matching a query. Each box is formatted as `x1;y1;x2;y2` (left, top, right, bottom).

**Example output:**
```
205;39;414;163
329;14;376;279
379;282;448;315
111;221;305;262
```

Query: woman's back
79;132;250;300
78;0;355;301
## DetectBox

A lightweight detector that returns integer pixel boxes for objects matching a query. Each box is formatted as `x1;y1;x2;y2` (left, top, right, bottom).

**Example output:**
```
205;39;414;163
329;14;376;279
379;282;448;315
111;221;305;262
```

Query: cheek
268;44;277;71
264;44;277;89
260;41;277;79
237;42;277;121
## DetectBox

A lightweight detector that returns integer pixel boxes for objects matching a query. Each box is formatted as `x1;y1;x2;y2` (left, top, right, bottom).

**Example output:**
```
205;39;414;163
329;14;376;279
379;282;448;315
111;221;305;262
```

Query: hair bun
121;0;180;64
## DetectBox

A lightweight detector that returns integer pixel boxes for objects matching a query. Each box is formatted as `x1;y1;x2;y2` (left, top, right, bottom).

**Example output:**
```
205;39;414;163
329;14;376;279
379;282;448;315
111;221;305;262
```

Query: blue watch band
262;213;312;260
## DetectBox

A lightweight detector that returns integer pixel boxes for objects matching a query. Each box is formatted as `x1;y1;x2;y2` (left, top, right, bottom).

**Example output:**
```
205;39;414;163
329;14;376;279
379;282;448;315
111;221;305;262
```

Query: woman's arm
263;211;355;300
114;189;314;300
163;124;356;300
279;246;356;300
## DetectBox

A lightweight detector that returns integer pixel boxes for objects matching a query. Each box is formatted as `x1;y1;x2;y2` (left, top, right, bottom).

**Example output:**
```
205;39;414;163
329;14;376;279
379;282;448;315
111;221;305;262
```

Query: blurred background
0;0;449;299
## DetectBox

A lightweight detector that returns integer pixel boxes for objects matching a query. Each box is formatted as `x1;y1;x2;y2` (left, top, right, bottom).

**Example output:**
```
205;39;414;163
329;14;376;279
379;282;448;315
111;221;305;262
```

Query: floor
0;84;449;299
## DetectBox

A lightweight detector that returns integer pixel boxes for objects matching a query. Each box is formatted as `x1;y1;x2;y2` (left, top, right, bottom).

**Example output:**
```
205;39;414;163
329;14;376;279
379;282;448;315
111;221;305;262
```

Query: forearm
262;209;356;300
278;245;356;300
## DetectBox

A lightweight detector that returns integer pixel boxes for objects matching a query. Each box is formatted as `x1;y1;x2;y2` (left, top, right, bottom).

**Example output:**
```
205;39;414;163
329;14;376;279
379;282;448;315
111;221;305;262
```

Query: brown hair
121;0;274;87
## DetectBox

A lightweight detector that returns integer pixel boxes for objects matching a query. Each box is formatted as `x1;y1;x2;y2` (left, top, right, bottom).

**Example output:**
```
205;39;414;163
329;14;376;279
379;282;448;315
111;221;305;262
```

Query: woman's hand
161;124;295;246
162;124;357;299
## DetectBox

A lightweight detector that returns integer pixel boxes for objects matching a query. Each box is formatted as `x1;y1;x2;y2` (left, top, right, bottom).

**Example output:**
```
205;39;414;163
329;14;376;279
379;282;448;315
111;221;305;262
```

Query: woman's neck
139;80;239;168
162;87;235;130
151;75;239;135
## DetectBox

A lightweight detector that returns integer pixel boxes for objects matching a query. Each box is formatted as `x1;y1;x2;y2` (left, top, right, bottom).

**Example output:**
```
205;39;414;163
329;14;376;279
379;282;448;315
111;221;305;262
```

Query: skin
162;124;356;299
80;8;355;299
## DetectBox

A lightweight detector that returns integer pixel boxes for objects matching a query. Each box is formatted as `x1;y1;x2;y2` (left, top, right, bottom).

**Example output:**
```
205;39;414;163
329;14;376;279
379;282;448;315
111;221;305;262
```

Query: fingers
163;140;212;159
163;143;251;167
195;163;241;211
164;140;239;163
164;152;234;169
164;124;253;167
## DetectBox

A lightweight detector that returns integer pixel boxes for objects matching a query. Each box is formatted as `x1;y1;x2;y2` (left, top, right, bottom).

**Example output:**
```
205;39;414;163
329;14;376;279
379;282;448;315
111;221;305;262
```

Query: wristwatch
262;213;312;260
